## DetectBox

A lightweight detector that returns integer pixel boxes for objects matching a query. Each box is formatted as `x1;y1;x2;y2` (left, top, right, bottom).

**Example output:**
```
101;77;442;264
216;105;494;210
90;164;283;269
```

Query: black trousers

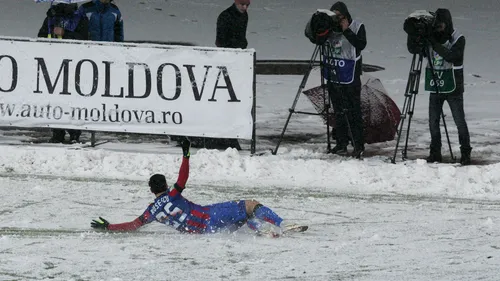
428;91;471;153
327;82;364;149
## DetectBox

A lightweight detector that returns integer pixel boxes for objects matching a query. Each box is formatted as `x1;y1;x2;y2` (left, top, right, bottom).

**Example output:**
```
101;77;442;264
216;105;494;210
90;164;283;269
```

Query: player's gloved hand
181;139;191;158
91;217;110;230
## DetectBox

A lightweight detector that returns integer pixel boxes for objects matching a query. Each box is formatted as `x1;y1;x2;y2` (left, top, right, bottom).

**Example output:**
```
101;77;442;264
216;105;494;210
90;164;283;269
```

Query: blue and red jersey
141;186;212;233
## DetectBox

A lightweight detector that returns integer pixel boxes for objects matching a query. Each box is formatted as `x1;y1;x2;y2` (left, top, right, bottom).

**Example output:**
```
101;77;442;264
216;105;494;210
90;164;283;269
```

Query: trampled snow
1;0;500;280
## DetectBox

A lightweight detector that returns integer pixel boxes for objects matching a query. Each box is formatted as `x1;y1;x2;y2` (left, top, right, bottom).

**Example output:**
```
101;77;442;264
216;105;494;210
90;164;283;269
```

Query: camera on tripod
403;10;436;53
305;9;343;45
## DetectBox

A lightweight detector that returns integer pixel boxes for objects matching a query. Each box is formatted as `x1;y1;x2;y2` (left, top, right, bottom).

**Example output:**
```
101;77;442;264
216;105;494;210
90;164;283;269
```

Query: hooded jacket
216;4;248;49
330;2;351;22
78;0;124;42
37;4;88;40
430;8;465;94
328;1;367;86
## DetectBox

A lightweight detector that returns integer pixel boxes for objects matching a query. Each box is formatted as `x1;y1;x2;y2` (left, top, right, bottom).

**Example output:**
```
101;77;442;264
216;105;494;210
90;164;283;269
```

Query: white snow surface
1;0;500;280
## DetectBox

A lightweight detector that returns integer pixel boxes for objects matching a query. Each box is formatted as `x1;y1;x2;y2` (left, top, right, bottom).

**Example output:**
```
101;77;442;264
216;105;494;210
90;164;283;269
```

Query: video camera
404;10;436;49
305;9;343;45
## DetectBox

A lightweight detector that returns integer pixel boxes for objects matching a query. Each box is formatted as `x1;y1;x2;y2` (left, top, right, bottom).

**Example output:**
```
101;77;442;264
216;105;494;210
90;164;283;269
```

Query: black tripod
272;45;331;155
391;46;454;163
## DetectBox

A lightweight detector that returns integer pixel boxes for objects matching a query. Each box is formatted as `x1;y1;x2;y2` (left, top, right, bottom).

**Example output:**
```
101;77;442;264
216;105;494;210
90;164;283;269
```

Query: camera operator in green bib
425;8;471;165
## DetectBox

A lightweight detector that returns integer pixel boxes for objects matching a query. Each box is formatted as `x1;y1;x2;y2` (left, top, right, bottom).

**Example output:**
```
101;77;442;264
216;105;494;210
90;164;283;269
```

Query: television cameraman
325;2;367;158
407;9;472;165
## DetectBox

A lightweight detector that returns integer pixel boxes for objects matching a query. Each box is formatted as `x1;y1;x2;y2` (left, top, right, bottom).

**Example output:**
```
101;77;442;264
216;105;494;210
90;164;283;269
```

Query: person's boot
68;130;81;143
351;146;364;159
50;129;65;143
329;144;348;155
426;148;442;163
460;147;472;165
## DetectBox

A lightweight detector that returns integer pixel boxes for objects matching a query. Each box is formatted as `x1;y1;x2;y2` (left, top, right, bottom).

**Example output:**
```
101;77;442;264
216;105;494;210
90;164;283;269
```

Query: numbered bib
323;58;356;84
424;68;456;94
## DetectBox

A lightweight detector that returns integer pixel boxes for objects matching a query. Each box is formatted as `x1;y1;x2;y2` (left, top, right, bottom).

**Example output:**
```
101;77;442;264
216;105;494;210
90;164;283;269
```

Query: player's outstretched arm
91;215;148;231
174;139;191;193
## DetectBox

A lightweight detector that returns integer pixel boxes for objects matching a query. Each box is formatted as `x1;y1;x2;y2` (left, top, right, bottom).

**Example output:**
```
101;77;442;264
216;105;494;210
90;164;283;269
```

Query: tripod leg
326;102;332;151
402;60;422;159
392;79;414;162
324;84;332;152
343;109;356;153
272;46;320;155
320;45;332;152
391;100;408;163
441;112;456;162
401;95;415;160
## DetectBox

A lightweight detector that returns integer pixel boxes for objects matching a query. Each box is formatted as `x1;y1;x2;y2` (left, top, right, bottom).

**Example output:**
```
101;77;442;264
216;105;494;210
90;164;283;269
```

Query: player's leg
245;201;305;235
203;201;248;233
244;200;283;227
203;200;288;234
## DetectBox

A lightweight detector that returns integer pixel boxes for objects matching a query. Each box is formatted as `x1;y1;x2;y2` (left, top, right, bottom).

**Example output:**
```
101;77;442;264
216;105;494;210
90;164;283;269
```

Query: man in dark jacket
216;0;249;48
78;0;124;42
38;3;88;40
38;3;89;143
196;0;249;150
421;9;471;165
326;2;367;158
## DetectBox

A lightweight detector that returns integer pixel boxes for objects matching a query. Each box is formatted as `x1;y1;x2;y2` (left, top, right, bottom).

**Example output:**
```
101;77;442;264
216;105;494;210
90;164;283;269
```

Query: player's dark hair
149;174;167;194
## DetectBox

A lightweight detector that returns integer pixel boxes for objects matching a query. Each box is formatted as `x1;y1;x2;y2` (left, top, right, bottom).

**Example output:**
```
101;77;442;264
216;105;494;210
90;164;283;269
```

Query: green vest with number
425;30;464;94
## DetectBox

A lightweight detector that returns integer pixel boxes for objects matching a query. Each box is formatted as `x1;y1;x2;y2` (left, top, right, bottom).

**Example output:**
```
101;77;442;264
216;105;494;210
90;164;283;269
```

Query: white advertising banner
0;37;255;139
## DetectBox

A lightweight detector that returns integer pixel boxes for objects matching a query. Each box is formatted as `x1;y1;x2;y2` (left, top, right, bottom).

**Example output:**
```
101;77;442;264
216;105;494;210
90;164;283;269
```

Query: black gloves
91;217;110;230
181;139;191;158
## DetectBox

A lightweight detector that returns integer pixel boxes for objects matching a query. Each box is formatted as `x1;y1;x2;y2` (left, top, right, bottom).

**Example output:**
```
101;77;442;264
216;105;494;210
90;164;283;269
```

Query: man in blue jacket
78;0;123;42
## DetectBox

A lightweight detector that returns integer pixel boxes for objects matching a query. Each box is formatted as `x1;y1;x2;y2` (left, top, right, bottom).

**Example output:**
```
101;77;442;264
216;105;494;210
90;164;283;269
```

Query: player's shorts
203;200;248;233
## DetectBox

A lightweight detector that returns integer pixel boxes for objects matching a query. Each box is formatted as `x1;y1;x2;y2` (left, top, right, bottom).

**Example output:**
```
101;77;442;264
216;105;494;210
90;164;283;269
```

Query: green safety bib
424;68;456;94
